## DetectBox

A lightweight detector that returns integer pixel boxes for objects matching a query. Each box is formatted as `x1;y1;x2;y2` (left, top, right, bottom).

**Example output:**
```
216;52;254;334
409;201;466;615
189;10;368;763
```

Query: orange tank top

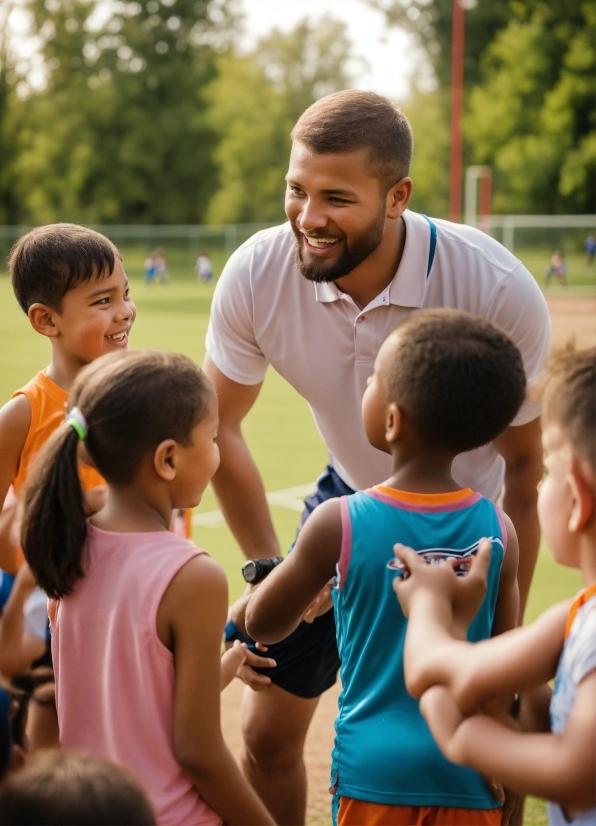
11;370;105;494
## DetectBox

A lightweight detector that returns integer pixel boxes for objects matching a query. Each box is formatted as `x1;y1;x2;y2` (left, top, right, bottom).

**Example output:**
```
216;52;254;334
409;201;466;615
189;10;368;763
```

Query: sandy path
221;294;596;826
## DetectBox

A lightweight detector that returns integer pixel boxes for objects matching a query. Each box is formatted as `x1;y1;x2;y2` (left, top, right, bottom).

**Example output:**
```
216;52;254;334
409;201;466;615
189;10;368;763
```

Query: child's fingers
467;539;492;582
393;543;420;574
243;648;276;670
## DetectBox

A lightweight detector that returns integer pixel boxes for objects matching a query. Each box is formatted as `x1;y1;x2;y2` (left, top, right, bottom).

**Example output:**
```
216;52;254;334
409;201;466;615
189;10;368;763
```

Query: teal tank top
331;486;507;811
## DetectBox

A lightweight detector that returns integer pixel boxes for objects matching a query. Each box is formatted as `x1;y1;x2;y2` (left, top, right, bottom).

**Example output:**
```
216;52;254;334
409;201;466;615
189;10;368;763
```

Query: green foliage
374;0;595;216
466;1;595;214
402;88;450;218
8;0;238;224
204;16;356;224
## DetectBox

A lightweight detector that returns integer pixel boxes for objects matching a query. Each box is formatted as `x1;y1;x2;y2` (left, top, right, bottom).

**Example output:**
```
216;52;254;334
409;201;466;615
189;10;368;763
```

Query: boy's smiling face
40;259;136;367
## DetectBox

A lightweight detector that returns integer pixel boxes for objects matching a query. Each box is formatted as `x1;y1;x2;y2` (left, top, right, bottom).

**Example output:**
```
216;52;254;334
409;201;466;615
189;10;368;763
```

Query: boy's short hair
9;223;119;314
291;90;413;192
0;749;156;825
541;345;595;469
387;309;526;454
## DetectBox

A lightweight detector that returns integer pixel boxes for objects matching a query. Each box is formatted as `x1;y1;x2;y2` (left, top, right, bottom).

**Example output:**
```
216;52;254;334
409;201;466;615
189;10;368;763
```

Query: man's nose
298;198;327;232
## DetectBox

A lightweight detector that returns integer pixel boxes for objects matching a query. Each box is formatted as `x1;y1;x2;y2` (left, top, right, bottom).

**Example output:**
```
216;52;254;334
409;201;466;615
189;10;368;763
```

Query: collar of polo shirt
313;210;430;310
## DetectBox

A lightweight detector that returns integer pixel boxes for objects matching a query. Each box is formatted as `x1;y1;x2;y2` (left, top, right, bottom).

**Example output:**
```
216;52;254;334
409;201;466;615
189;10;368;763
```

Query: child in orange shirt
0;224;136;575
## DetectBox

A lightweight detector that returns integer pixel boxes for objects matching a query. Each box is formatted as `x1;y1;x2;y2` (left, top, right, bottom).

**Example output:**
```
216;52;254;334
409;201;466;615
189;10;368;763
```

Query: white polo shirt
206;210;551;500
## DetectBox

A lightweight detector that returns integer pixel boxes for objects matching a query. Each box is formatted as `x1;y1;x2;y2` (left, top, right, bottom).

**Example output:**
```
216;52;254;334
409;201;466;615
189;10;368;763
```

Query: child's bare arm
157;554;274;825
245;498;342;644
490;514;519;636
424;671;596;812
0;562;45;676
393;543;566;708
0;397;31;574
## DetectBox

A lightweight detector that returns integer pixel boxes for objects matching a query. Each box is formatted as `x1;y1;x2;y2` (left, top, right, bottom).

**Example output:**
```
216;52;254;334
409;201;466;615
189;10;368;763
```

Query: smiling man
204;90;551;825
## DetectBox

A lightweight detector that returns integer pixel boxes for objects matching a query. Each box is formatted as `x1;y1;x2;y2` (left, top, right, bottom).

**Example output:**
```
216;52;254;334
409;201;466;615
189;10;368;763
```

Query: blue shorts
243;465;354;698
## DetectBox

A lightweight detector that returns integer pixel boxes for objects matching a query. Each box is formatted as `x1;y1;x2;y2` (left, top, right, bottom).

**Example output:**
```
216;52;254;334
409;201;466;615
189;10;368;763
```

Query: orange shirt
11;370;104;494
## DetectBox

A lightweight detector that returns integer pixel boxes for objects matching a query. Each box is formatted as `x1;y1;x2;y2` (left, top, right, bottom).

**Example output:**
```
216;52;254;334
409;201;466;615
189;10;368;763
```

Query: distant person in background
546;251;568;286
154;248;168;283
0;750;157;826
585;234;595;266
144;253;155;284
196;250;213;283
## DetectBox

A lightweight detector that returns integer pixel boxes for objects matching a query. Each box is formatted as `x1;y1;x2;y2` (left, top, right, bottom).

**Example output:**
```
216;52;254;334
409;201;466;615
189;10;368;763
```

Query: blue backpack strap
423;215;437;278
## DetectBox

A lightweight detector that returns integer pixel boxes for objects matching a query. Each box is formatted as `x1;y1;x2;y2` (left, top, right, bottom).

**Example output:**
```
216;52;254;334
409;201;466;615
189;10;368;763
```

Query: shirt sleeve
486;262;551;426
205;241;269;386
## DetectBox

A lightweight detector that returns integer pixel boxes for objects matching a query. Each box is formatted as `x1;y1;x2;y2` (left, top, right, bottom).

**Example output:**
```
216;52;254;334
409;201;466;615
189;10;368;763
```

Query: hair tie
66;407;88;441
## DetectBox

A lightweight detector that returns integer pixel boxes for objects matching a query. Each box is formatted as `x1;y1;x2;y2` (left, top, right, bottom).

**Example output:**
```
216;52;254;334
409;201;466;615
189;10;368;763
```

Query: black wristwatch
241;556;284;584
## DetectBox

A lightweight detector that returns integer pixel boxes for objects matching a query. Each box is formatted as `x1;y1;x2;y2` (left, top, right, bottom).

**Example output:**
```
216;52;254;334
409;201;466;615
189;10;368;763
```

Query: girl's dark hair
21;350;214;600
387;309;527;454
9;224;120;314
0;749;156;825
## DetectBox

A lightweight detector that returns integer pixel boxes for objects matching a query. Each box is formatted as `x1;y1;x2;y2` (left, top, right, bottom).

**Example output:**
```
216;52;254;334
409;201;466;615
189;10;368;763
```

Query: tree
11;0;239;224
204;15;357;224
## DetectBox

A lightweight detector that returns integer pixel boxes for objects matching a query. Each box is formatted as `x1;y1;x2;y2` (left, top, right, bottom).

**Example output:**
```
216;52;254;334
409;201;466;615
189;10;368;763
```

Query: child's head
9;224;135;364
22;350;218;599
362;309;526;456
538;346;595;570
0;749;156;825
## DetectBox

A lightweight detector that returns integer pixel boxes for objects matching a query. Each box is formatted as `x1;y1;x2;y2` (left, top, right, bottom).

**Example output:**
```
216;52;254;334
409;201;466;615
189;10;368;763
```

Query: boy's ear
28;303;59;338
153;440;178;482
567;457;594;532
385;402;402;443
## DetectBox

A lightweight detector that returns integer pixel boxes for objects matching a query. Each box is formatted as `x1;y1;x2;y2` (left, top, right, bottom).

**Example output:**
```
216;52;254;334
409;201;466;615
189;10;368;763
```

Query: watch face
242;561;257;583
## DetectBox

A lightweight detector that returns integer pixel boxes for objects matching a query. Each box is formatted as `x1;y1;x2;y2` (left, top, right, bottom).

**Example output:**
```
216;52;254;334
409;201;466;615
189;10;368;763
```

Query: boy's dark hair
0;749;156;825
541;345;595;469
387;309;526;454
291;90;413;191
9;224;120;314
22;350;214;600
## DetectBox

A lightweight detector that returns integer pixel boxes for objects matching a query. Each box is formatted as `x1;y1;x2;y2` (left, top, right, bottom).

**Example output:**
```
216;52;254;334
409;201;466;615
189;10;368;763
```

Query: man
204;90;550;825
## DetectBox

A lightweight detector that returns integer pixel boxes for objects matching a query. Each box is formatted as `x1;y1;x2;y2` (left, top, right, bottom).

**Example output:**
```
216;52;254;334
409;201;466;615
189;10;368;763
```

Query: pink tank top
51;524;222;826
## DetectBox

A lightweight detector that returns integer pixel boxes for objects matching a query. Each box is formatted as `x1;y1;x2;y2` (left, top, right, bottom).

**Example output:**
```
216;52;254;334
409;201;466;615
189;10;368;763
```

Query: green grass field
0;243;589;826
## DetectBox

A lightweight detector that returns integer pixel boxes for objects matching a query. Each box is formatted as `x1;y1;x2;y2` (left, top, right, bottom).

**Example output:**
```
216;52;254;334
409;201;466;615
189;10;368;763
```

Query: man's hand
393;540;492;639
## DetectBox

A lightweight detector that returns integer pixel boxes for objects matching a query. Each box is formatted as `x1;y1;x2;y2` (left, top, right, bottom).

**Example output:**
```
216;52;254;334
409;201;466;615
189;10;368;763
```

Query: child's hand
302;581;334;623
393;540;492;637
221;640;277;692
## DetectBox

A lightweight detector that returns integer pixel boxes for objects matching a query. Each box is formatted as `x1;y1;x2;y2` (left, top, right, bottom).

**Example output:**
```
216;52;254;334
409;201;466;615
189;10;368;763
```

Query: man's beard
292;208;386;284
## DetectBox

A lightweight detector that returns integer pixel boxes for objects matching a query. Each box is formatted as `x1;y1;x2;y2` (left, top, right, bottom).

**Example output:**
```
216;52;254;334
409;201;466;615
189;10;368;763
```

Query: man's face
285;142;388;283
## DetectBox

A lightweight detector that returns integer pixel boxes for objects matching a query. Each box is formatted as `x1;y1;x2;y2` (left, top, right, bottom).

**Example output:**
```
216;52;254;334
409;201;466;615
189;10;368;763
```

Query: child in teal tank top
246;309;527;825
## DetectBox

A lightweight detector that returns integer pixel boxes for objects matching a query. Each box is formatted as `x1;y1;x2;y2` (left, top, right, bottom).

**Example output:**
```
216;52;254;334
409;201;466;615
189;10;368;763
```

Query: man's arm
495;417;543;622
246;498;341;644
203;355;280;561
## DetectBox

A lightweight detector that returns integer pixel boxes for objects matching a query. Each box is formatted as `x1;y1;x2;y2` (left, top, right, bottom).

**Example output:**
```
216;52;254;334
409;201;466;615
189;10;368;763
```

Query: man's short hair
541;345;595;469
9;223;119;314
291;90;413;191
387;309;527;454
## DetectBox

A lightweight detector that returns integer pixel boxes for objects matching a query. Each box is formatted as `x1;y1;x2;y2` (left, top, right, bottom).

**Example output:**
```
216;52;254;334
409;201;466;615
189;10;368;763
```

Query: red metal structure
449;0;465;222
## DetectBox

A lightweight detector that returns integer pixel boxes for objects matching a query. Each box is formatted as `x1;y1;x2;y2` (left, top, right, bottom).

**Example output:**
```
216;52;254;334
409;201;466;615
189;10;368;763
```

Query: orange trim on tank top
373;486;475;506
565;583;596;639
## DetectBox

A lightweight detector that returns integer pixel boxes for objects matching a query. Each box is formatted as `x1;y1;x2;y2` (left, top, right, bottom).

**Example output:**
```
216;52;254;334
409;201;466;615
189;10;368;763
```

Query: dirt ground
221;294;596;826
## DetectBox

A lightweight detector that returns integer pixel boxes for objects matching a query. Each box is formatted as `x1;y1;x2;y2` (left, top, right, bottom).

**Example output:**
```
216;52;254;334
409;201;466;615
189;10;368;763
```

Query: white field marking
192;483;316;529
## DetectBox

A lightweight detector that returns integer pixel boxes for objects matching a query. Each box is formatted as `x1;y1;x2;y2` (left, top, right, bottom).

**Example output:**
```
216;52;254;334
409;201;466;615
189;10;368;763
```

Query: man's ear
386;402;402;443
28;303;60;338
153;439;178;482
567;457;594;532
386;177;413;219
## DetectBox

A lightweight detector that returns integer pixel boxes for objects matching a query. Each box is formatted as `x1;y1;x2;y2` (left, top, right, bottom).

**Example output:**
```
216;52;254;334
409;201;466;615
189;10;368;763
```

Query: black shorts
249;466;354;699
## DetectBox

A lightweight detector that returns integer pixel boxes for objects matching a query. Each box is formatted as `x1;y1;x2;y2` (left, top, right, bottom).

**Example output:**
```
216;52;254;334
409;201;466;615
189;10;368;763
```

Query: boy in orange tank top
0;223;136;575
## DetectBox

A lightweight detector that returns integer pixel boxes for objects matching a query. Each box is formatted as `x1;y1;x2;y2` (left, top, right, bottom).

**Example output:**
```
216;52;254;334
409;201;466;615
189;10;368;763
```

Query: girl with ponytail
21;350;274;826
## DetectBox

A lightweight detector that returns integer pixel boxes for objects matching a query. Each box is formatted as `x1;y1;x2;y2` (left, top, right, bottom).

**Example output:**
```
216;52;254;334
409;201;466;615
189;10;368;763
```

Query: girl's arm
421;672;596;812
393;544;566;710
0;562;45;676
157;554;274;826
245;498;342;644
